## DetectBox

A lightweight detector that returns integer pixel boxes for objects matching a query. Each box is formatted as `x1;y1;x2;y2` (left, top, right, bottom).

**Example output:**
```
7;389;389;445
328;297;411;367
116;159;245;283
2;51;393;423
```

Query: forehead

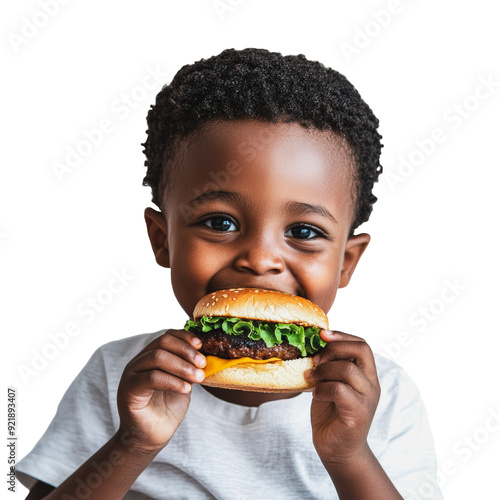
179;118;353;170
166;118;356;223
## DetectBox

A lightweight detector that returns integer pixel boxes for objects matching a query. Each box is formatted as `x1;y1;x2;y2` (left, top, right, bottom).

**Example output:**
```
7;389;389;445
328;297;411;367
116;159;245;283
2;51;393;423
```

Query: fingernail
304;368;313;379
313;354;321;365
195;369;205;382
195;354;206;367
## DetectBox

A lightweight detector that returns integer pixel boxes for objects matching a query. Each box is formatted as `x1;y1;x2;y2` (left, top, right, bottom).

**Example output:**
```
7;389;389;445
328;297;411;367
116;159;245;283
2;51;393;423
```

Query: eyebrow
283;201;338;224
189;191;337;224
190;190;250;208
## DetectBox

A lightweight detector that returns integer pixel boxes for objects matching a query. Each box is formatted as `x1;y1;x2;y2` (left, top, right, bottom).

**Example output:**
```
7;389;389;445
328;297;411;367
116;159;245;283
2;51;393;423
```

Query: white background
2;1;499;498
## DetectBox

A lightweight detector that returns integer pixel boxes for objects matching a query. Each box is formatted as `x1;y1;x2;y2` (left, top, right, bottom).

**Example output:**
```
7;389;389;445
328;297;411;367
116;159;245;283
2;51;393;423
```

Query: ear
339;233;370;288
144;207;170;268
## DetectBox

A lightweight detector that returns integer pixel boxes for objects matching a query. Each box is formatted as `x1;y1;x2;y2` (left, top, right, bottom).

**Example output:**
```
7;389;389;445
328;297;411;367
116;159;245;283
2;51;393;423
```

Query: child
18;48;442;500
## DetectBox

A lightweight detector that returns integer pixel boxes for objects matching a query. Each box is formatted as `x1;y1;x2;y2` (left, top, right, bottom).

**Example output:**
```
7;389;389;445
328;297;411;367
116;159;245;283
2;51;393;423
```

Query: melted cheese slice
204;356;282;377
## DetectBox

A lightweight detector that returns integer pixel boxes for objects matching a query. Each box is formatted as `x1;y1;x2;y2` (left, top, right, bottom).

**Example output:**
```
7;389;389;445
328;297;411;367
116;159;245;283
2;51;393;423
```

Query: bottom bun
201;357;315;393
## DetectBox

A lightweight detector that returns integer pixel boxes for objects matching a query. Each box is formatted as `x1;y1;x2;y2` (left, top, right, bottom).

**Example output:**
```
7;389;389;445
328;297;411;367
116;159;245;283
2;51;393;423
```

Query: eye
202;215;237;232
285;224;322;240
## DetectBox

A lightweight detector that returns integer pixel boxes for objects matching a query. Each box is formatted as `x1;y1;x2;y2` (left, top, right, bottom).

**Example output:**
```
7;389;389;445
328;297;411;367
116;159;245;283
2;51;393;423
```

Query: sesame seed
215;298;219;301
212;302;215;306
222;294;228;298
298;302;303;306
233;297;236;300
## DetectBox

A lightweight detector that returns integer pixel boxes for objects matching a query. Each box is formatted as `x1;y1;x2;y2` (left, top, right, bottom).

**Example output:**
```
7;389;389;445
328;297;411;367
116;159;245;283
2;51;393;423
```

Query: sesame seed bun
192;288;328;392
193;288;329;330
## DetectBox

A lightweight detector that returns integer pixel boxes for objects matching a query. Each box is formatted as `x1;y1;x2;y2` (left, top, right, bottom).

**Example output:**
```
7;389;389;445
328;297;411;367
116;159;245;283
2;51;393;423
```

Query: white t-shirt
17;330;443;500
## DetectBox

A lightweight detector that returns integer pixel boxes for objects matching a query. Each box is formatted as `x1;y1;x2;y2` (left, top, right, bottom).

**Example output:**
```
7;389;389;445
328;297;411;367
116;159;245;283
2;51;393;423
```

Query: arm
322;446;403;500
306;331;403;500
26;329;206;500
31;430;159;500
25;481;54;499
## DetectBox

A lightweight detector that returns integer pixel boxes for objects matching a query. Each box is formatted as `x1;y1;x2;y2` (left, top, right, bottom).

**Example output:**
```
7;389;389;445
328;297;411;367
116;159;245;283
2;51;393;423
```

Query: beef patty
199;330;302;360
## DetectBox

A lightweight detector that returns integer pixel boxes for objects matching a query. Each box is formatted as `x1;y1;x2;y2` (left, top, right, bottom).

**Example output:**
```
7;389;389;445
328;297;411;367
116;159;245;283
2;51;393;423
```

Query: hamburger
184;288;328;392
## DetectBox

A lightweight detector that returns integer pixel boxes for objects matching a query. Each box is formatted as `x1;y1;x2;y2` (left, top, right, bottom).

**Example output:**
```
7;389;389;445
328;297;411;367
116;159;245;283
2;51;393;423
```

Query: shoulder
373;352;422;404
371;353;430;437
373;351;411;378
370;352;434;443
97;329;166;362
370;352;431;443
76;329;167;387
370;357;442;499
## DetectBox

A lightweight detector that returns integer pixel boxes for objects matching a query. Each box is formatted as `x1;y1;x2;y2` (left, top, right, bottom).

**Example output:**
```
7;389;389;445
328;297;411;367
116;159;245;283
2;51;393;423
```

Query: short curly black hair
142;48;383;232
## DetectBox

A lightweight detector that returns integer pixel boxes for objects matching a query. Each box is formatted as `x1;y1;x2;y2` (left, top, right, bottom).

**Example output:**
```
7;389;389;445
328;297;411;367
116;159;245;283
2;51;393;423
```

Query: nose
232;235;285;276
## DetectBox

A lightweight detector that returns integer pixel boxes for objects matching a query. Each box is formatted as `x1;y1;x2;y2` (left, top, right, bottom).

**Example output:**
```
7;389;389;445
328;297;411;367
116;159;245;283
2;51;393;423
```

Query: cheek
295;253;342;313
169;241;227;313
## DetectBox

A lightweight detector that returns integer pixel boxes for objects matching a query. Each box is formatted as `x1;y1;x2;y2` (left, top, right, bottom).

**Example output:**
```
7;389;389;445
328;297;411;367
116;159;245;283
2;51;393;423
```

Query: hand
116;329;206;454
306;331;380;469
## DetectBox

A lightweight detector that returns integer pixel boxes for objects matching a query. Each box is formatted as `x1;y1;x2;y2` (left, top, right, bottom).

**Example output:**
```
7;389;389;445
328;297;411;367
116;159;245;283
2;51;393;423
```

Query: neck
203;386;301;407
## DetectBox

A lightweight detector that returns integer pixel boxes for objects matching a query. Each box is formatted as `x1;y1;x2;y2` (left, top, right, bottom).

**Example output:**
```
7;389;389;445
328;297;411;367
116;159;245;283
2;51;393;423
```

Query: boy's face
146;118;370;317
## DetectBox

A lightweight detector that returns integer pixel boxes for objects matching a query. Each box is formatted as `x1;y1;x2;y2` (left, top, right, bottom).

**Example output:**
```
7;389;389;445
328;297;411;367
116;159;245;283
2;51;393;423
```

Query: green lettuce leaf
184;316;326;357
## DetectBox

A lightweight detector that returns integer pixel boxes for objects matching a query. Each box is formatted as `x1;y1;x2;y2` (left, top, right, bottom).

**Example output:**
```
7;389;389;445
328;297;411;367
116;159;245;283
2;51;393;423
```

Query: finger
128;369;193;396
141;330;206;368
320;329;365;343
307;360;372;396
130;349;205;385
314;340;378;380
313;379;362;405
144;329;203;352
169;328;204;349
